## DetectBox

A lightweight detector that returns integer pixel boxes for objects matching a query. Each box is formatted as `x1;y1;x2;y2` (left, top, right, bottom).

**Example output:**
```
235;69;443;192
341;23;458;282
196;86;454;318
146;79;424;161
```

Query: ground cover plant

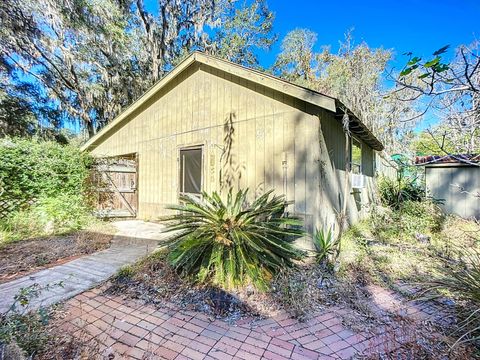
0;283;100;360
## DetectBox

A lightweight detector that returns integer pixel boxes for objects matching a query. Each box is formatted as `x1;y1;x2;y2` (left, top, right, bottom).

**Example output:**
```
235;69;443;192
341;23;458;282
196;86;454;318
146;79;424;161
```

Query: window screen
351;138;362;174
180;148;202;194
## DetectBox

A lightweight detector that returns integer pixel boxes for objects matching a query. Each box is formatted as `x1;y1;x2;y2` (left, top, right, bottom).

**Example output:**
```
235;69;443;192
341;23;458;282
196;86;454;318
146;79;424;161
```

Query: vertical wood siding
90;63;377;246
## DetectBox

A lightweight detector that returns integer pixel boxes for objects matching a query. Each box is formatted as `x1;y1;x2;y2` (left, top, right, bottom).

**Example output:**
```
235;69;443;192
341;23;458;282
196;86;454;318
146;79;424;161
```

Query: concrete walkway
0;220;167;314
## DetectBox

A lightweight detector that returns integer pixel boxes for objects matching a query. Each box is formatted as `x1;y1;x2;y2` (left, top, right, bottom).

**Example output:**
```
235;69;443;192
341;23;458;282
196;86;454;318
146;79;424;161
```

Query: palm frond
161;188;305;290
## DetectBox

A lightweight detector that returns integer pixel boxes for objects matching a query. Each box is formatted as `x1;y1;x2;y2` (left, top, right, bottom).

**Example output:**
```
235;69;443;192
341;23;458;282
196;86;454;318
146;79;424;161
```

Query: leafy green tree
0;90;37;138
0;0;276;137
412;127;480;156
396;42;479;156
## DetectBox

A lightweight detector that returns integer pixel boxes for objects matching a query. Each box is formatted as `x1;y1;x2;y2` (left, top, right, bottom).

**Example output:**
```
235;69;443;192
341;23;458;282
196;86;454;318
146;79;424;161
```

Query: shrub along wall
0;137;93;243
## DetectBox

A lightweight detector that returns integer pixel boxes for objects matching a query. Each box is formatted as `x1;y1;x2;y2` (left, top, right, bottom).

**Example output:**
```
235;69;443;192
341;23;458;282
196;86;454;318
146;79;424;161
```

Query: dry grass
364;315;476;360
0;221;115;283
338;212;480;288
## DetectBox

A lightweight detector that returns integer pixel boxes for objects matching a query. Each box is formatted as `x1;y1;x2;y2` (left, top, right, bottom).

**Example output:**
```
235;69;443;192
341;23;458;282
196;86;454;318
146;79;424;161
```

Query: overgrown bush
0;138;94;244
0;283;60;358
162;189;305;290
378;175;424;209
370;200;444;243
0;137;92;204
1;194;93;243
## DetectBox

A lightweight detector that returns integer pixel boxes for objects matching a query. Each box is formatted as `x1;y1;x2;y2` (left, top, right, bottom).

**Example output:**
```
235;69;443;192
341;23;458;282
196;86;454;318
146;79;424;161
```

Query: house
82;52;384;247
415;154;480;219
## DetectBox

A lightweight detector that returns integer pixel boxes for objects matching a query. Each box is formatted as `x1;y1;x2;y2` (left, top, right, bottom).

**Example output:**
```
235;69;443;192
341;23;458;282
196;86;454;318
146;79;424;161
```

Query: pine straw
105;250;269;322
0;222;115;283
362;314;476;360
106;250;384;326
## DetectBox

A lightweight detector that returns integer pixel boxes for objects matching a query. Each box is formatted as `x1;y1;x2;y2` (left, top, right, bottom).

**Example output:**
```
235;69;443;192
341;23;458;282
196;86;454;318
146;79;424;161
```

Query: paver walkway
0;220;166;313
58;285;440;360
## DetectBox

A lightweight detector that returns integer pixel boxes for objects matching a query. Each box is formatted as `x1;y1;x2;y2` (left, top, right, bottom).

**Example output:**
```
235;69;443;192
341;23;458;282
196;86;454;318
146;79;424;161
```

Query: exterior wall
425;165;480;219
89;63;378;247
317;110;377;230
375;153;398;179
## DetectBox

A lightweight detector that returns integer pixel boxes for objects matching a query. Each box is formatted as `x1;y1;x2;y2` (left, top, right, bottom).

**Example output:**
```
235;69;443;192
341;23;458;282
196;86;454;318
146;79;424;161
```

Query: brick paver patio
57;285;438;360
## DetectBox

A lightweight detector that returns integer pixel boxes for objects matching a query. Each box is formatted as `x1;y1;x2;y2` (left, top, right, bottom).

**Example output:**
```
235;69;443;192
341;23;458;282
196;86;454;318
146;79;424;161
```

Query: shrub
1;194;93;243
369;201;444;243
0;137;92;207
162;189;305;290
378;175;423;209
0;138;94;243
0;283;62;357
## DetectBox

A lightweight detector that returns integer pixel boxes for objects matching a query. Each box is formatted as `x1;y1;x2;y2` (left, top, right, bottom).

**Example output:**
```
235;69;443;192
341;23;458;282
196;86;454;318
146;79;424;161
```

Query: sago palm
161;189;305;290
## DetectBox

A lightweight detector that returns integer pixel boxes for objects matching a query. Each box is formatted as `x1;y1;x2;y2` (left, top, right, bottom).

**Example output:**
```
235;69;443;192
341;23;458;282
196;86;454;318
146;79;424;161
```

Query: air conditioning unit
351;173;365;189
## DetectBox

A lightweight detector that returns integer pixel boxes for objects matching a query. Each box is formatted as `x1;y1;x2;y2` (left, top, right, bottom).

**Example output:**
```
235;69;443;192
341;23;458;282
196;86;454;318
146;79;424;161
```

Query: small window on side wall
351;137;362;174
179;147;202;195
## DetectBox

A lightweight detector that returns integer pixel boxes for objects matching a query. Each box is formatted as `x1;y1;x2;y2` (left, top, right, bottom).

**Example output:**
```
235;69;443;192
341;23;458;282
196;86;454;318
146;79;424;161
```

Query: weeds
426;247;480;347
378;175;423;209
365;314;475;359
0;282;62;358
0;221;114;282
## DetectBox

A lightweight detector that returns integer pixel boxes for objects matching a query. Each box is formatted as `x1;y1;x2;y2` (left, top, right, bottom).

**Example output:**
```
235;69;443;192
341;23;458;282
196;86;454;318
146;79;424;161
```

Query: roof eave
335;101;384;151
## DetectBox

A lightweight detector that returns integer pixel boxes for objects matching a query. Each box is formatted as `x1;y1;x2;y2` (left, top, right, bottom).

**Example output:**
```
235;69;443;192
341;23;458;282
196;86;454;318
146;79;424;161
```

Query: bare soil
0;225;114;283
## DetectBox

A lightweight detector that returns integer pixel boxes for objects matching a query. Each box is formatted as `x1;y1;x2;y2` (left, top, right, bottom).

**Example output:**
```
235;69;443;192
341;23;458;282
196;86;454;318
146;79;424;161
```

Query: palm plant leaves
313;227;337;263
160;189;305;290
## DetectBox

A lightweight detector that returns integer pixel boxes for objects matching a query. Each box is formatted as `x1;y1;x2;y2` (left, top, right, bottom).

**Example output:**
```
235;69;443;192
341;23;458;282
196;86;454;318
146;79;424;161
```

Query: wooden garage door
91;155;138;218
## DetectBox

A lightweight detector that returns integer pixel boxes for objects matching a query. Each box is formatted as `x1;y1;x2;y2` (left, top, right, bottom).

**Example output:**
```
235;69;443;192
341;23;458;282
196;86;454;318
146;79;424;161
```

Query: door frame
93;152;138;218
177;143;205;198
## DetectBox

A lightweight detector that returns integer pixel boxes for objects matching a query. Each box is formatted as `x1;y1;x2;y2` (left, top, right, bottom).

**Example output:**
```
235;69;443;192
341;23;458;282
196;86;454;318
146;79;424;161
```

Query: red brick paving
58;286;442;359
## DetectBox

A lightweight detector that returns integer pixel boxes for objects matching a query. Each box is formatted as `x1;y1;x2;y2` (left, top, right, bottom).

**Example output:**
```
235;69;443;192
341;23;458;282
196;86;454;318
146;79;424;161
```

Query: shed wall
425;165;480;219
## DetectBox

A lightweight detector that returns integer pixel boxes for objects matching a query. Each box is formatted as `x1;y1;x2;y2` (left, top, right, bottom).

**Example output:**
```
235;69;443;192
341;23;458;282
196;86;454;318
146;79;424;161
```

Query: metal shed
416;154;480;219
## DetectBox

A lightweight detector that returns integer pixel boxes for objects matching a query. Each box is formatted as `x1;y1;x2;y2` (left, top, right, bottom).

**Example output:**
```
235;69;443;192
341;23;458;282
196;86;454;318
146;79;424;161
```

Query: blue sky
254;0;479;129
258;0;479;68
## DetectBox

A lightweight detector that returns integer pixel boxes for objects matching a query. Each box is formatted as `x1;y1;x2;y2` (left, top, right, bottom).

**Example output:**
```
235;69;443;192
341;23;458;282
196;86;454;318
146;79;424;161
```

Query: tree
0;90;36;138
273;28;319;84
0;62;64;139
0;0;276;137
395;41;480;156
209;0;276;68
272;29;420;152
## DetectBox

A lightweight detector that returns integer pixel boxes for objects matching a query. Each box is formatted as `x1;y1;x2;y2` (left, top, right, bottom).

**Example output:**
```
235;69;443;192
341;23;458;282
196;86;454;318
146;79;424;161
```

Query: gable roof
81;51;384;151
